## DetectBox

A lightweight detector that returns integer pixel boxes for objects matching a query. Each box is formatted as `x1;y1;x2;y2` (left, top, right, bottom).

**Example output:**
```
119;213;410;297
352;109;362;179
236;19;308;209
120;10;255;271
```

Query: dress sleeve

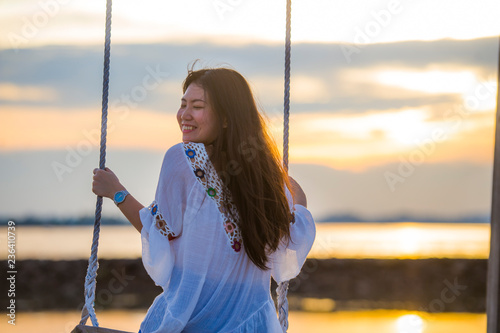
139;144;201;288
270;189;316;284
140;204;174;288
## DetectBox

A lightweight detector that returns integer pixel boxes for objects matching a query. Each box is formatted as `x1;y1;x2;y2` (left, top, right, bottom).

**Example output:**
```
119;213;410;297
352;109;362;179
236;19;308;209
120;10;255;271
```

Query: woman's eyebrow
181;98;206;103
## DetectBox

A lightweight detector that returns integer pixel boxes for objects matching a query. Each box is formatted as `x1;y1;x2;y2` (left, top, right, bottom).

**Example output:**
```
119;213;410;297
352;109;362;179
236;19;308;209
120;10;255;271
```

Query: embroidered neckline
182;142;243;253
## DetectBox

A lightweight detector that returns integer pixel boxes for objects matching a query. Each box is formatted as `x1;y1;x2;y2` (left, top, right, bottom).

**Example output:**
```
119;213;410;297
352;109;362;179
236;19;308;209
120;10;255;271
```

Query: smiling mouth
182;125;196;132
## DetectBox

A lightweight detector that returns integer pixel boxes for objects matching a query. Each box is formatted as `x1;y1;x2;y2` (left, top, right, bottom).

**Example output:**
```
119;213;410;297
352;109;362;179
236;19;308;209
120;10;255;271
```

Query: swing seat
71;324;134;333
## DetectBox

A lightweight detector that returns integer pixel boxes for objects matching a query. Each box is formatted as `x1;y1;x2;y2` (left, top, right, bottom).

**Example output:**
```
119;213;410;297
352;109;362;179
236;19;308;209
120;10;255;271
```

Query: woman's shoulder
159;143;187;177
164;142;185;159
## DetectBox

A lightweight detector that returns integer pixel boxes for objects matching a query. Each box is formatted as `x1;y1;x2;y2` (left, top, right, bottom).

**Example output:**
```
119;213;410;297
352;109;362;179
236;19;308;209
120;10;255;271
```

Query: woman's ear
223;118;228;128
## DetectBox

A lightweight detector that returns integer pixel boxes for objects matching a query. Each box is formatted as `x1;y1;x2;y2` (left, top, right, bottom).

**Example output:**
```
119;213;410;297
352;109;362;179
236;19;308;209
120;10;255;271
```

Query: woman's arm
92;167;144;233
288;176;307;208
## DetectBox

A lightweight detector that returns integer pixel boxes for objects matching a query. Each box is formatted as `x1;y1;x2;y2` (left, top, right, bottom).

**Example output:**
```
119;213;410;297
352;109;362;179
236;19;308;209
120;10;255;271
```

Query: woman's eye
193;106;203;109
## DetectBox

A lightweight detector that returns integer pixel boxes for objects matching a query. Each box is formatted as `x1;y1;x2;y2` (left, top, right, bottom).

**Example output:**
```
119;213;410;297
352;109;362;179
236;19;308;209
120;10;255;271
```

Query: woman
92;67;315;332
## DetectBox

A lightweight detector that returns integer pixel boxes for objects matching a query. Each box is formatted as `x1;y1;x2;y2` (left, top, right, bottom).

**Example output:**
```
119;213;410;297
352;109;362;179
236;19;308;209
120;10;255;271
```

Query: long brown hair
183;67;292;270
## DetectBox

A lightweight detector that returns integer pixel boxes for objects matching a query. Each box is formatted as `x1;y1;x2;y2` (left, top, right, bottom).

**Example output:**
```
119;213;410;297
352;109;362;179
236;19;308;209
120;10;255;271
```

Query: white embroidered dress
139;142;315;333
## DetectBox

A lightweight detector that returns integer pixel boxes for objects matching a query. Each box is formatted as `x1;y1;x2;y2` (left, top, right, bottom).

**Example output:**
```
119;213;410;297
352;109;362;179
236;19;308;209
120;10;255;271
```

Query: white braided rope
277;280;290;332
79;0;112;327
80;254;99;326
277;0;292;332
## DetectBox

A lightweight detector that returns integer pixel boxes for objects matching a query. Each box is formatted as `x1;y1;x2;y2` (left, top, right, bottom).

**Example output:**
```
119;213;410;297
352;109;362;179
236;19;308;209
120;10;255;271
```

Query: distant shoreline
1;214;490;225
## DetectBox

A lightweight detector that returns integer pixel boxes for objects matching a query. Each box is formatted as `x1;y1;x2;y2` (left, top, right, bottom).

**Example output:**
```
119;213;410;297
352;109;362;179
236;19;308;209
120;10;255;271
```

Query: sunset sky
1;0;499;221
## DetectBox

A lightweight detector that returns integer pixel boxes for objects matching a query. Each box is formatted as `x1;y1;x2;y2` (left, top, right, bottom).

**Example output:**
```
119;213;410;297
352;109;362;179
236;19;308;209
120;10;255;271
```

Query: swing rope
282;0;291;173
79;0;113;327
277;0;292;332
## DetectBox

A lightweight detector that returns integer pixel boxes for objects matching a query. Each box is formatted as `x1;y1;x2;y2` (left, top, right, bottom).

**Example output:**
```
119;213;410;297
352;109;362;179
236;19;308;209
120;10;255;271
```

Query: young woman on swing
92;67;316;332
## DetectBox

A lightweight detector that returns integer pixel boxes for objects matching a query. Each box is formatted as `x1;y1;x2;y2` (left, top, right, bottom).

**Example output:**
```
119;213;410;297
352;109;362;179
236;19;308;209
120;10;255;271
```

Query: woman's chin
182;137;200;144
182;134;214;145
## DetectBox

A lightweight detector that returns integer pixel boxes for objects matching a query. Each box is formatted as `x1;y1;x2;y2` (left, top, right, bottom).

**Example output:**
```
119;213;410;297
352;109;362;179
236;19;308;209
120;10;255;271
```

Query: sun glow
374;70;498;112
461;79;498;112
395;314;424;333
301;109;430;146
264;102;496;171
396;227;423;257
276;108;438;170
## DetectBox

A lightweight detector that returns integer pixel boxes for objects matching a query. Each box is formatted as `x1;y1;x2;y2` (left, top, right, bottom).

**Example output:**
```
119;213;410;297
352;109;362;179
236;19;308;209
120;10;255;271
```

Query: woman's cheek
176;109;183;125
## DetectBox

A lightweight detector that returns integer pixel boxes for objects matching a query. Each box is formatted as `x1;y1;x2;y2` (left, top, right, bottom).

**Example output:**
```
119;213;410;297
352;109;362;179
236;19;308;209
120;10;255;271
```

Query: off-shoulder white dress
138;142;315;333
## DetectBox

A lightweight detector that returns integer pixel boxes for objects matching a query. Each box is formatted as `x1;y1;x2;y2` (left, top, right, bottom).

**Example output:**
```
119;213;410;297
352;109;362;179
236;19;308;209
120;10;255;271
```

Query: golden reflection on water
310;222;490;259
0;310;486;333
287;311;486;333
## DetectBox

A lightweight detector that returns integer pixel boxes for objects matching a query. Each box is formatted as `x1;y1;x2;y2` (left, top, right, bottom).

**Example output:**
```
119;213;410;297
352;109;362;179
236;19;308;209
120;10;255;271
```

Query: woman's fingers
288;176;307;207
92;167;123;199
92;168;112;198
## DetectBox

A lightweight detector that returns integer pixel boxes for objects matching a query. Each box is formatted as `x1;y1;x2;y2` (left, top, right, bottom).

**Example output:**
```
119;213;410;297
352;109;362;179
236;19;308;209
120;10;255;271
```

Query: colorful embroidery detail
224;221;236;234
148;201;177;241
183;142;243;253
194;168;205;179
185;149;196;159
231;240;242;252
207;187;217;197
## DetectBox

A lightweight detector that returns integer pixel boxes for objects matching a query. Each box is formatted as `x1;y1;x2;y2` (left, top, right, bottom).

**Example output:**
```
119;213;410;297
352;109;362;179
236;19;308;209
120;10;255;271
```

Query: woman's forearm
115;192;144;233
92;167;145;232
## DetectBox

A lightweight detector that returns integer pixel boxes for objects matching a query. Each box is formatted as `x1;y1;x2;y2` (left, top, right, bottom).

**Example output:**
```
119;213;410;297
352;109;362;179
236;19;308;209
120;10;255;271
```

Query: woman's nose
181;107;193;120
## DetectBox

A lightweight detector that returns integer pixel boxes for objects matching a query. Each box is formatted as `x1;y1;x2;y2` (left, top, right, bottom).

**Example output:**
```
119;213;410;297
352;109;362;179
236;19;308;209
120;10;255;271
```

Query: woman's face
177;83;219;144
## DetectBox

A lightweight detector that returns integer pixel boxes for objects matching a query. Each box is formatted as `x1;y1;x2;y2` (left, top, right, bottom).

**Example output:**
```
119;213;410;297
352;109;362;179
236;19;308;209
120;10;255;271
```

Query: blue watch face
115;191;125;203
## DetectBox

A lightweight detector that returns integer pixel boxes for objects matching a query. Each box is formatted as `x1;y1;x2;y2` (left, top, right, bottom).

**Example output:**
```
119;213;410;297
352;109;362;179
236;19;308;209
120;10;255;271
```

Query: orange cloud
0;83;59;102
0;107;180;151
0;105;494;172
268;108;495;171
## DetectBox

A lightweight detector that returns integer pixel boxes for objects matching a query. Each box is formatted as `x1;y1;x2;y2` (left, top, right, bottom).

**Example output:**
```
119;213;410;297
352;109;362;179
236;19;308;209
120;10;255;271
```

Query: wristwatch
113;190;129;205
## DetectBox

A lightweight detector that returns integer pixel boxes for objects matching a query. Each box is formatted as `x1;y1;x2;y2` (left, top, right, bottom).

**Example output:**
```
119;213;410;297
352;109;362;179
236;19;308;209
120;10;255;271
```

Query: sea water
0;223;489;333
0;310;486;333
1;222;490;260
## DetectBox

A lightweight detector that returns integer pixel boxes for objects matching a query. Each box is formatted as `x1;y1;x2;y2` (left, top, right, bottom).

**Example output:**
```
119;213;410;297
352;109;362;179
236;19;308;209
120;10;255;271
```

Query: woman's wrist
109;185;127;199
